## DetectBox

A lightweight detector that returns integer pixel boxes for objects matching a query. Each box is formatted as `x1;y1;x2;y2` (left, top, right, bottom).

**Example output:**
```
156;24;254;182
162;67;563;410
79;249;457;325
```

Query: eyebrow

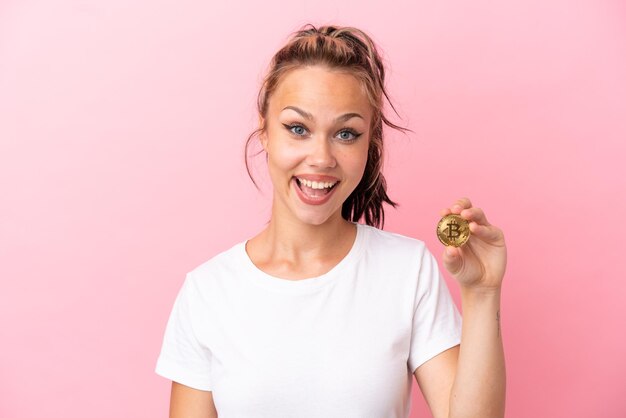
282;106;364;123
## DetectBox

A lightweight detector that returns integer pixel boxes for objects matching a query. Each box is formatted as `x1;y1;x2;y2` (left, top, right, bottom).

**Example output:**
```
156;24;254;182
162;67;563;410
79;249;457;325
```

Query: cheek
345;144;370;180
266;138;303;174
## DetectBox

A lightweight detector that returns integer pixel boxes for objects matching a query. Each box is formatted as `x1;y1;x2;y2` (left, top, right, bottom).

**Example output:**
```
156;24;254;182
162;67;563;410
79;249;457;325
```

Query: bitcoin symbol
436;214;470;247
445;221;460;239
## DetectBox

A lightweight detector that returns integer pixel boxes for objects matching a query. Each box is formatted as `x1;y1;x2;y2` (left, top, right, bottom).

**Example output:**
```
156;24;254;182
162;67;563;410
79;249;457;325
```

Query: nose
306;136;337;168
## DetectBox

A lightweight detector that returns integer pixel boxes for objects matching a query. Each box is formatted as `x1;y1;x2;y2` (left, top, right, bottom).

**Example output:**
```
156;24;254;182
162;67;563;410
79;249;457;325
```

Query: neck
261;212;356;261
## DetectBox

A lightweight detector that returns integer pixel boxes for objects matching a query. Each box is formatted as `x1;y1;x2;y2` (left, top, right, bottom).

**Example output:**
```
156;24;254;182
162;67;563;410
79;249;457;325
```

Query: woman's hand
439;197;507;292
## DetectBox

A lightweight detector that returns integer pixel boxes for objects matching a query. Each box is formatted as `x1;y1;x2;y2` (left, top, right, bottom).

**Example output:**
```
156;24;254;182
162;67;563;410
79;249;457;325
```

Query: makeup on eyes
281;122;362;142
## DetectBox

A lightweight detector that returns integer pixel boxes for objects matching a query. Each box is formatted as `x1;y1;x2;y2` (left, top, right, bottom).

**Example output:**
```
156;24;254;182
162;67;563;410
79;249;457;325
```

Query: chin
296;214;332;226
294;208;343;227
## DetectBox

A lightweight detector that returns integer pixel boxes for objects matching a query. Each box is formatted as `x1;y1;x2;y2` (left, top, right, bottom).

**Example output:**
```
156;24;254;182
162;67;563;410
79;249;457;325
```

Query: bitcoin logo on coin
437;214;470;247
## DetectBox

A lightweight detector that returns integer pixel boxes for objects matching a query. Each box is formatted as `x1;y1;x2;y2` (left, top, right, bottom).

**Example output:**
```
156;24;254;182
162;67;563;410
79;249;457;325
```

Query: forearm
449;287;506;418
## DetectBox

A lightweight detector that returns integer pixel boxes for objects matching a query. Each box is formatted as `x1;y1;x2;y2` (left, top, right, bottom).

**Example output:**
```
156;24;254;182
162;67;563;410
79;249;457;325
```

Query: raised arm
415;197;507;418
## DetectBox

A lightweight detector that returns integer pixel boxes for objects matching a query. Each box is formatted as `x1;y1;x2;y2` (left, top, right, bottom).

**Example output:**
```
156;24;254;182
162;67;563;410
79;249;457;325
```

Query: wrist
460;284;502;298
459;285;502;314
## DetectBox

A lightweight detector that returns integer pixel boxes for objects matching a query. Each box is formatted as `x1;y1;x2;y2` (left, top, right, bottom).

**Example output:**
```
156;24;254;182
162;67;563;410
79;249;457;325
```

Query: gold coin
436;214;470;247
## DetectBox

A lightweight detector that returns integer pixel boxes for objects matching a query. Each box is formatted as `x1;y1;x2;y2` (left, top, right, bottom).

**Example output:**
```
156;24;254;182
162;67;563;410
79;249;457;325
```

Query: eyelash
282;123;362;143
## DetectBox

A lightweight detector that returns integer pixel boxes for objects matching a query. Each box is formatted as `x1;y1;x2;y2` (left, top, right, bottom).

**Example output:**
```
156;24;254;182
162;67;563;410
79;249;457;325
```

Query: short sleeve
155;273;213;391
408;246;463;374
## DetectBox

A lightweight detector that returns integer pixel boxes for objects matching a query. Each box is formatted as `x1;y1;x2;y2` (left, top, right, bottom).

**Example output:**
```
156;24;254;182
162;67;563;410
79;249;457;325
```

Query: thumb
442;246;463;275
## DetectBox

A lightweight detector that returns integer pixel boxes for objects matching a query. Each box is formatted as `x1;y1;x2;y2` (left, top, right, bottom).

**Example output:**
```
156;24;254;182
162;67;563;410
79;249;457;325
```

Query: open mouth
294;177;339;199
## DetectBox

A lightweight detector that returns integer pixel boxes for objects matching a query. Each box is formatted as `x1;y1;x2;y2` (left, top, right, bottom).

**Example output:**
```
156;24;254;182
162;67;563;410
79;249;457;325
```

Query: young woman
156;24;507;418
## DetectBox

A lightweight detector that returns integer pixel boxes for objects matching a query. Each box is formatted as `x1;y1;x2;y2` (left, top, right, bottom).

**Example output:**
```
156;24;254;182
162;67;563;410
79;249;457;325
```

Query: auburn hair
244;24;411;228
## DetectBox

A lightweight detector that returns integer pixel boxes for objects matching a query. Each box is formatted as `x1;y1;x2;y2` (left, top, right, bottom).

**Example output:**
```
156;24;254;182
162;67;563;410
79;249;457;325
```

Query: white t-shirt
155;222;462;418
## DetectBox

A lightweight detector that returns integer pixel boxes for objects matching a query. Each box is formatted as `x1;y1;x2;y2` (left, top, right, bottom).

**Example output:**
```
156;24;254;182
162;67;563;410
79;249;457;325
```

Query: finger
439;207;452;216
456;197;472;209
461;207;490;225
451;197;472;214
451;204;463;214
469;222;504;244
442;245;463;275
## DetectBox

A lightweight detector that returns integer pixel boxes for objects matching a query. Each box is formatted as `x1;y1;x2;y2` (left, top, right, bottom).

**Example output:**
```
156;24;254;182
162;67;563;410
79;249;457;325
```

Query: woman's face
260;65;372;227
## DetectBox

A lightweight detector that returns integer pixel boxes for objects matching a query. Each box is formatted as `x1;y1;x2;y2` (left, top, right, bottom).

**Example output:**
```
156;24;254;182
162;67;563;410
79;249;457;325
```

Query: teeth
297;177;337;189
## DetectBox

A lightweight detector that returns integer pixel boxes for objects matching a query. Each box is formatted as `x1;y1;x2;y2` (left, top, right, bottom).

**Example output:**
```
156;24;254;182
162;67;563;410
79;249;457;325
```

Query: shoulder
356;224;441;297
357;223;436;281
185;239;247;287
359;223;429;257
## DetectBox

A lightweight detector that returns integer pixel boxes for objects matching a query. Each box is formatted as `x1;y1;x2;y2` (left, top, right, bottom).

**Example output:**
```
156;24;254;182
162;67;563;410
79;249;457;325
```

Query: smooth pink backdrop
1;1;624;417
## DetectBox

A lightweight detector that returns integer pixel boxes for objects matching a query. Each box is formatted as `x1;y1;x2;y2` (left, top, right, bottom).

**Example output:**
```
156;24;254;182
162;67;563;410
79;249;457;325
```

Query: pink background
1;1;624;417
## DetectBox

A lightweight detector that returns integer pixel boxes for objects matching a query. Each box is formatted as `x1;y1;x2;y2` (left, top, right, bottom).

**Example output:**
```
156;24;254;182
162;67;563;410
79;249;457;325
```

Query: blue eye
337;129;362;142
283;123;309;137
292;125;306;135
282;123;362;142
338;130;356;141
